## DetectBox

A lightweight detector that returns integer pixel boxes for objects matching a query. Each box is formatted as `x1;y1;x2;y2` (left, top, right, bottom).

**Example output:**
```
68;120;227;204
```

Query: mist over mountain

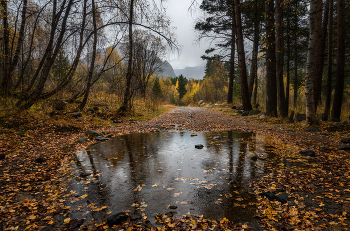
174;62;206;80
155;61;206;80
156;61;176;78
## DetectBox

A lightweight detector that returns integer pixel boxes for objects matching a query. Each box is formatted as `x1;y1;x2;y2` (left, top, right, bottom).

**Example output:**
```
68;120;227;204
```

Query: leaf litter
1;106;350;230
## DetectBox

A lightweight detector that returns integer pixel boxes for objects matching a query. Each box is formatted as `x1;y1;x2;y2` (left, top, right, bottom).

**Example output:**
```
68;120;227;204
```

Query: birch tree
305;0;319;124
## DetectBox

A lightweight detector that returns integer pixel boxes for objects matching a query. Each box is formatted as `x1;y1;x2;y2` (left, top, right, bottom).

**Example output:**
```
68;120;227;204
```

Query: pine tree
152;77;162;97
177;75;187;99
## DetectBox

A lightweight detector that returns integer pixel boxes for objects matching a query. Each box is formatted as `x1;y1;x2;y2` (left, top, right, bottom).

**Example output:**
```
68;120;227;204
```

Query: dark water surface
68;130;281;224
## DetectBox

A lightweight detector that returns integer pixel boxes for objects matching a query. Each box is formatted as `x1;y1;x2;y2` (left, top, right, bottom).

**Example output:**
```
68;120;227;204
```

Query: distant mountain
174;63;206;80
156;61;176;78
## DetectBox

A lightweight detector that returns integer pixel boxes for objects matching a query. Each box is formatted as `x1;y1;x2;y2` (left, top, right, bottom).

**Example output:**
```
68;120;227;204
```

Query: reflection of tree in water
69;132;170;223
195;130;275;222
68;130;282;224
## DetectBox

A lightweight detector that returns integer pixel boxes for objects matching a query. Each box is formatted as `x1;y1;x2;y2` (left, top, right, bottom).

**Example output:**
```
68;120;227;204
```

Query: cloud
164;0;209;69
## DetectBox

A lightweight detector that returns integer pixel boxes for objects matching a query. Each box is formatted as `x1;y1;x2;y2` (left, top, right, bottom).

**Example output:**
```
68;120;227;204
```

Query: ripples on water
68;130;281;224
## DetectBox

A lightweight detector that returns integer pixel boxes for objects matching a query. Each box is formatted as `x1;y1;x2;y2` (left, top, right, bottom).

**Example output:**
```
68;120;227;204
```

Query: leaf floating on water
152;183;157;187
174;192;182;197
180;201;187;204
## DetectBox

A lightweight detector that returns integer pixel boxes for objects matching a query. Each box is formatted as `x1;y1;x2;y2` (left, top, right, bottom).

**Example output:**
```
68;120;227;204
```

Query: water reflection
68;130;280;224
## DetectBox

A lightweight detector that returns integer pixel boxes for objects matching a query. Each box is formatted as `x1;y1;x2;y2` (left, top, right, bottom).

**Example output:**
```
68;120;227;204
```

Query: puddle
67;130;283;224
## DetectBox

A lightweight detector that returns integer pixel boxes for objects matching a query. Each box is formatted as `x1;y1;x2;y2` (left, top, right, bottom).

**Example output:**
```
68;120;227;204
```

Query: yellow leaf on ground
81;194;88;199
64;218;70;224
28;215;36;220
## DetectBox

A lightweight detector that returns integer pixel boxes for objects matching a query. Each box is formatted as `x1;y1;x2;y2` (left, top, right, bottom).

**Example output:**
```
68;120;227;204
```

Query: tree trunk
324;0;333;118
252;73;258;105
317;0;329;103
227;2;235;104
313;0;325;110
21;0;73;109
248;0;259;102
9;0;28;82
79;0;98;110
305;0;319;124
265;0;277;117
122;0;135;110
1;0;10;94
331;0;345;121
286;2;290;114
39;0;89;100
18;0;73;109
293;0;298;109
275;0;288;118
234;0;252;111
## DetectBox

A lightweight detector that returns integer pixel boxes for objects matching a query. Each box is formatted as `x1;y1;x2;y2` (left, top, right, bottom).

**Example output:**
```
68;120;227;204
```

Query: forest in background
0;0;350;124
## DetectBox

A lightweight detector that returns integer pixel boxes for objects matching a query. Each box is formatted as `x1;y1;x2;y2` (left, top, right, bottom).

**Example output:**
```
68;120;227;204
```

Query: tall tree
79;0;98;110
1;0;10;94
234;0;252;111
331;0;345;121
265;0;277;116
305;0;320;124
17;0;75;109
285;1;291;114
177;74;187;100
324;0;333;118
195;0;236;104
122;0;135;111
275;0;288;118
0;0;28;95
248;0;261;104
227;1;236;104
313;0;325;110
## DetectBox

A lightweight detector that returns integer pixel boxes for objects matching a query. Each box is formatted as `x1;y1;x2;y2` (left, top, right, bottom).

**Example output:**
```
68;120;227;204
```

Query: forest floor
1;105;350;230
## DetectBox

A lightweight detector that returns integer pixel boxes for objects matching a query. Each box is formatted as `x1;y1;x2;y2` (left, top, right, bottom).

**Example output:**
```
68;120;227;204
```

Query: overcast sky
163;0;209;69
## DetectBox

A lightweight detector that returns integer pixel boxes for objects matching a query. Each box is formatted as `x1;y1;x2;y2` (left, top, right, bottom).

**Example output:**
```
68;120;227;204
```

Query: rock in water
195;144;204;149
107;212;129;227
169;205;178;210
299;150;316;157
